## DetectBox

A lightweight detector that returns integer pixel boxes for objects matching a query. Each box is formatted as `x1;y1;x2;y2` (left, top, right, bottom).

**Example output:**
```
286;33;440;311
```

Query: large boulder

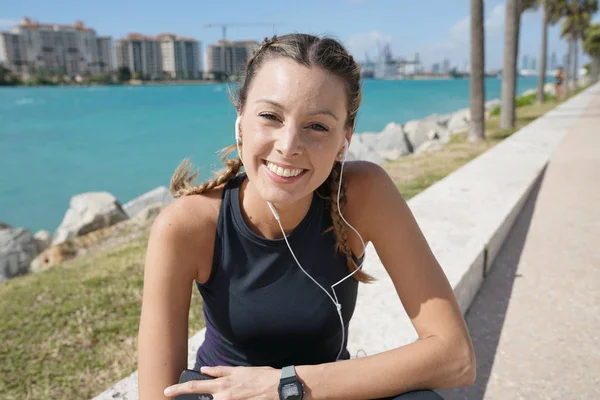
422;113;452;127
374;122;411;157
0;226;37;281
33;230;52;254
447;108;471;134
123;186;173;219
52;192;128;246
347;133;386;164
403;120;450;151
485;98;501;111
521;88;537;97
543;82;556;96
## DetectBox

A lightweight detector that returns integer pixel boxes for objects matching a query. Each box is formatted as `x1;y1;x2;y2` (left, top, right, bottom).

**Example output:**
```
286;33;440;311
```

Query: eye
259;113;279;121
308;123;329;132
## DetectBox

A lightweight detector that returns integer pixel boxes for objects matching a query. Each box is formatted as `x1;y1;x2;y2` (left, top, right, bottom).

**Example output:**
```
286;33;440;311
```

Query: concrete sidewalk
440;87;600;399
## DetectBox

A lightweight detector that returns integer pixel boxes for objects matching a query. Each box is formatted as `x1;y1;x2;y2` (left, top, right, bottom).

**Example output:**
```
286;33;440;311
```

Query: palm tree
537;0;567;103
560;0;598;96
583;23;600;82
500;0;520;130
469;0;485;141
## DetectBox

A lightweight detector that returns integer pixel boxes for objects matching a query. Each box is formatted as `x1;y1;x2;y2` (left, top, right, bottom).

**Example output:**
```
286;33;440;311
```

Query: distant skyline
1;0;599;70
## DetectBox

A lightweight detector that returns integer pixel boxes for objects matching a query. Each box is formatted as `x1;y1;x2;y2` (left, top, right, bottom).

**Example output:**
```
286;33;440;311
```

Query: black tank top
195;173;361;368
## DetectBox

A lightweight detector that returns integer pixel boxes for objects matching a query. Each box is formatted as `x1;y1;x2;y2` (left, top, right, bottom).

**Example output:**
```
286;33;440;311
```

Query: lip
262;159;306;170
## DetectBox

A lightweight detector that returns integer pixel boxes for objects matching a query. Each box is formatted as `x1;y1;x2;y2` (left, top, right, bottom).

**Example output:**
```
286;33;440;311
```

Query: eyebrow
255;98;339;121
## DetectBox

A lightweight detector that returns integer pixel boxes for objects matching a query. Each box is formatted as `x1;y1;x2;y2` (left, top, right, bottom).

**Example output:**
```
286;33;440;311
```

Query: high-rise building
114;34;162;79
522;54;529;70
206;40;259;77
0;17;113;77
550;52;558;70
442;59;450;74
158;34;201;79
531;57;537;71
0;32;27;75
432;63;440;75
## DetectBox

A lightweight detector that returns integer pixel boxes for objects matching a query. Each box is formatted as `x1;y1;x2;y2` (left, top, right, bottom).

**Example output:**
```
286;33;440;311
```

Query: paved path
439;86;600;399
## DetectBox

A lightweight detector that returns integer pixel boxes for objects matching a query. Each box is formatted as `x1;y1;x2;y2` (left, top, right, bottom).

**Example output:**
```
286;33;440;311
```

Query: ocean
0;77;539;234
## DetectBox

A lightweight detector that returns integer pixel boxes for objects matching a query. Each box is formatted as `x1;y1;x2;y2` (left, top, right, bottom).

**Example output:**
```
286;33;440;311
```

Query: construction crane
203;23;282;41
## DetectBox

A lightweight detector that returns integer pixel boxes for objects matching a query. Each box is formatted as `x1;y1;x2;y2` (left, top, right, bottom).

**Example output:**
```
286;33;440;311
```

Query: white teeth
266;162;303;178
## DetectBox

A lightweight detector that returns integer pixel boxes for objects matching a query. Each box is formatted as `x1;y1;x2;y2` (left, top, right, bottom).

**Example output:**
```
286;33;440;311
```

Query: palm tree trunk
500;0;519;130
537;2;548;103
469;0;485;142
593;57;600;83
573;38;579;89
564;39;572;99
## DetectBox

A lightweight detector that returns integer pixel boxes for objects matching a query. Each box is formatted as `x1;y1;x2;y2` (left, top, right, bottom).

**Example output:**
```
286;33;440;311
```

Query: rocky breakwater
347;99;502;165
0;186;174;282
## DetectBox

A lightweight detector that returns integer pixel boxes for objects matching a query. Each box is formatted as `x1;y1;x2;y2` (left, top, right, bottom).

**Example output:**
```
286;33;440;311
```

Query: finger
164;379;220;397
201;365;231;378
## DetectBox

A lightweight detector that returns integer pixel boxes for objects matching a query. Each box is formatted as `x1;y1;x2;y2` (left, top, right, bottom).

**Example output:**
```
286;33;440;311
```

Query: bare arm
295;162;475;399
138;197;214;399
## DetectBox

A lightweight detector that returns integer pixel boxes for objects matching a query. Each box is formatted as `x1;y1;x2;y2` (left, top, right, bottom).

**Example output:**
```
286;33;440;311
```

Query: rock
403;120;449;151
0;222;12;230
422;113;452;127
347;133;386;164
0;227;36;281
33;230;52;253
416;140;445;154
522;88;537;97
30;241;78;273
543;83;556;96
485;99;501;111
132;203;165;225
447;108;471;134
123;186;173;219
52;192;128;246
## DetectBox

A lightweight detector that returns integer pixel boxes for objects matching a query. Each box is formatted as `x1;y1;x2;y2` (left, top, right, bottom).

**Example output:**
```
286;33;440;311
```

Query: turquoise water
0;77;539;233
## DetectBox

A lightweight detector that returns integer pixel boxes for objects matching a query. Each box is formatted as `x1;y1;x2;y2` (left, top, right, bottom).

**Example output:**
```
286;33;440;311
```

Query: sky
1;0;599;70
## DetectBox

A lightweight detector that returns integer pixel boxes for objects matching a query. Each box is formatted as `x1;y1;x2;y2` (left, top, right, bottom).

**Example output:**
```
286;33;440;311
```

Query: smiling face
238;58;350;206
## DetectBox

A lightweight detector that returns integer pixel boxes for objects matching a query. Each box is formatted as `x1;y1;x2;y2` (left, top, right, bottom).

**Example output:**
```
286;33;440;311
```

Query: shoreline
0;77;553;236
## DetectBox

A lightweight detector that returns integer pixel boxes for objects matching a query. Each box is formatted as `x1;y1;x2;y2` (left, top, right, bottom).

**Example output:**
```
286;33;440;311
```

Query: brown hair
170;34;374;283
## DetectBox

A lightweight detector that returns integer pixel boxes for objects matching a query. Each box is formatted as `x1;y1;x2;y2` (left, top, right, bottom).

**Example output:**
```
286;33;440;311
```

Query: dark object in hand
173;369;214;400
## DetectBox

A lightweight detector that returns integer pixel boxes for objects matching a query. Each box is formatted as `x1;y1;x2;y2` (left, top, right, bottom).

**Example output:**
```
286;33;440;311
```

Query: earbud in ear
235;116;241;142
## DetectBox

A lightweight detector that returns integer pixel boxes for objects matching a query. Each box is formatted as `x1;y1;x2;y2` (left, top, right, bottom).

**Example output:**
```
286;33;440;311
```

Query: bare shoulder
340;161;400;243
148;186;224;283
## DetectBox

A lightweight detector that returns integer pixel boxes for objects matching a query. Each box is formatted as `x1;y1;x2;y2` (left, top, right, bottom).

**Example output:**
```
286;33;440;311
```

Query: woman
555;67;565;100
138;34;475;400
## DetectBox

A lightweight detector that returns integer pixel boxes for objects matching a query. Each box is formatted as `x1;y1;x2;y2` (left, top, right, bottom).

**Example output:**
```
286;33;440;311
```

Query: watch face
282;383;300;397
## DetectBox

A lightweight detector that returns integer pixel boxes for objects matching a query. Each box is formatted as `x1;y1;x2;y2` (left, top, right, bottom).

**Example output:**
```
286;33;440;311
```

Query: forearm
138;317;189;399
296;336;474;400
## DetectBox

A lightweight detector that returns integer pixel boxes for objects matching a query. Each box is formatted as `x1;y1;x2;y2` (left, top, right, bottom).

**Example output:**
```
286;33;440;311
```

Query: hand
164;366;281;400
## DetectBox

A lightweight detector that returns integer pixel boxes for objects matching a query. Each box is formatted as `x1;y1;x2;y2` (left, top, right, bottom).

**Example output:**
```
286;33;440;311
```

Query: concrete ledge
92;83;599;399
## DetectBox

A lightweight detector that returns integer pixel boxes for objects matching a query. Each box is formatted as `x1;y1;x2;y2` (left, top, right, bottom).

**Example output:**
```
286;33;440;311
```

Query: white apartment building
158;34;201;79
114;34;162;79
0;17;112;77
206;40;259;77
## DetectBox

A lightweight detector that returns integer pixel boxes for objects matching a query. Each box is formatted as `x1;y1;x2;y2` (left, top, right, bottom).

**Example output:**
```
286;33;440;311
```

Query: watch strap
281;365;296;380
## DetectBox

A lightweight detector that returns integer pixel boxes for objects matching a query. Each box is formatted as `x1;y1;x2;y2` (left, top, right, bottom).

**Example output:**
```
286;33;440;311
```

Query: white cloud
485;4;506;36
0;19;18;29
450;16;470;42
345;31;392;60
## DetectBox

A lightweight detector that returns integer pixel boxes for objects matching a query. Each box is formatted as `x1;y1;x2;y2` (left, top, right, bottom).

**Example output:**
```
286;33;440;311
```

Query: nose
273;123;303;158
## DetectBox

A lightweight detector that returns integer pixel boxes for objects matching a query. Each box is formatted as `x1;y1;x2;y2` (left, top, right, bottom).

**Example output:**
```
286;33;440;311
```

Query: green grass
0;233;205;400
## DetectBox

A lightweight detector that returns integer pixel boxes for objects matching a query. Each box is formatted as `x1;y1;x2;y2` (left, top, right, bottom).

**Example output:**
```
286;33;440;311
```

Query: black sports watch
278;365;304;400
